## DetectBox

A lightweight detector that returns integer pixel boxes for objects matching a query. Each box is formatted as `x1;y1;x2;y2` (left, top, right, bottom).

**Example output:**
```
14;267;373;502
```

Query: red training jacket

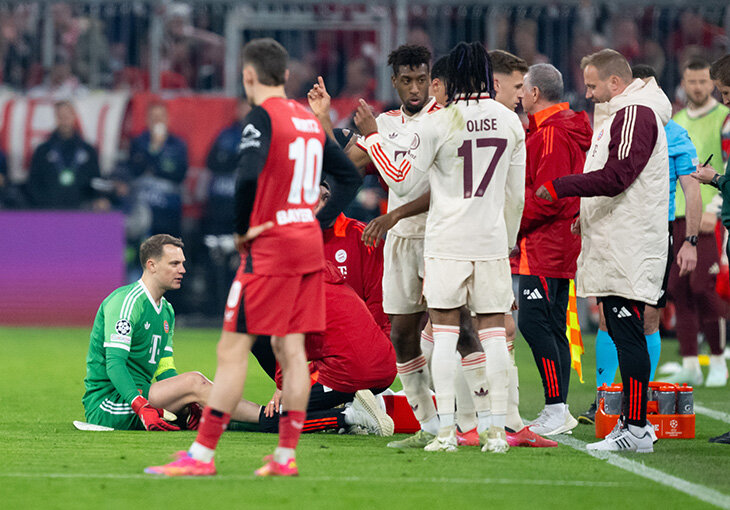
323;213;390;336
510;102;592;279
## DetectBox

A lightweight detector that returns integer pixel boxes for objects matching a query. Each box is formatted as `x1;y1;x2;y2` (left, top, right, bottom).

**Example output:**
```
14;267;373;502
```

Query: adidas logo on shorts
617;307;632;318
525;289;543;300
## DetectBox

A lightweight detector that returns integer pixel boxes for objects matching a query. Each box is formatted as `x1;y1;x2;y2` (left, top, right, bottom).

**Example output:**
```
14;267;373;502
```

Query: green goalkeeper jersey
83;280;176;407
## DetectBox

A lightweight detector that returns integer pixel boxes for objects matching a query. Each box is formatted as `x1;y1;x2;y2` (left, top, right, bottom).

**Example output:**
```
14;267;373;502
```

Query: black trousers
518;275;571;405
602;296;649;427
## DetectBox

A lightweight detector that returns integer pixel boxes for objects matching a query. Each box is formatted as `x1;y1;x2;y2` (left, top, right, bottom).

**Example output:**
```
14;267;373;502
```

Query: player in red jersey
145;38;361;478
315;179;390;335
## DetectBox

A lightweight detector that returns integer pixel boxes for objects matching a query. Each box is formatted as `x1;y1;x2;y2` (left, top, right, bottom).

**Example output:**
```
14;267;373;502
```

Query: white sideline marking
556;436;730;510
0;472;630;487
695;404;730;425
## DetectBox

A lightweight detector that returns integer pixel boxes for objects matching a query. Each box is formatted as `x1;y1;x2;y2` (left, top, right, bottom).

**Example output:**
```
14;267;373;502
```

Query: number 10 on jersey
288;137;323;205
458;137;507;199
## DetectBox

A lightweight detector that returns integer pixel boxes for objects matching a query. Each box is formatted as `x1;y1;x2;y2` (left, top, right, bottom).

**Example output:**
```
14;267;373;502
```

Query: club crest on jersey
115;319;131;335
410;134;420;150
239;123;262;150
163;320;170;333
335;249;347;263
144;322;150;330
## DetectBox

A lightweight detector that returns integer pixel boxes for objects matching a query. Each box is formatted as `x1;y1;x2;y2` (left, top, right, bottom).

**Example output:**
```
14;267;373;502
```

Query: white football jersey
358;97;441;238
405;94;526;260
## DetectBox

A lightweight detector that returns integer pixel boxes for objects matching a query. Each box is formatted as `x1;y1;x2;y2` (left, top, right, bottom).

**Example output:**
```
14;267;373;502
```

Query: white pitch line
695;404;730;425
0;472;631;487
556;436;730;510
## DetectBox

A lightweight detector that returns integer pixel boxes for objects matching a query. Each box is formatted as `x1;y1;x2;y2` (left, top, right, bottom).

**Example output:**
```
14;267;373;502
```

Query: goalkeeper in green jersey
82;234;260;431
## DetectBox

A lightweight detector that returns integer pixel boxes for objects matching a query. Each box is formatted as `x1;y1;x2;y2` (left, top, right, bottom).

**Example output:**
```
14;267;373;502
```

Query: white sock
422;415;440;435
506;363;524;431
439;413;456;428
274;447;295;464
189;441;215;463
397;355;438;427
432;325;460;426
491;414;506;429
710;355;728;370
461;351;489;412
479;328;510;417
421;330;434;364
682;356;701;372
456;354;479;432
477;411;492;433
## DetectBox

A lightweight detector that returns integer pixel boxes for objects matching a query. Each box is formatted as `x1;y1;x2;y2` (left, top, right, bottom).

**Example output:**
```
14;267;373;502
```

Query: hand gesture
307;76;331;119
354;99;378;137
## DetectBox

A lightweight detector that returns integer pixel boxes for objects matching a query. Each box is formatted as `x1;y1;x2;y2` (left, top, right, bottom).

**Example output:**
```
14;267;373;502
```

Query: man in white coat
536;49;670;453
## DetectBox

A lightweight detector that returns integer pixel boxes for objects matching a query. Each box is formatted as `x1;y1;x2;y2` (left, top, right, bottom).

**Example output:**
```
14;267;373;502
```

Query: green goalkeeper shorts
83;385;150;430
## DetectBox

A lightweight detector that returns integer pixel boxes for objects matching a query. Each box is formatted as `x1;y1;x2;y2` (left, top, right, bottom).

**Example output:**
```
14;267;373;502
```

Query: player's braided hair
446;41;494;104
387;45;432;76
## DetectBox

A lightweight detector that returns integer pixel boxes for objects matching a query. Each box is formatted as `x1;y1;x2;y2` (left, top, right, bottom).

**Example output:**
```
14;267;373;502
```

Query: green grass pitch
1;326;729;509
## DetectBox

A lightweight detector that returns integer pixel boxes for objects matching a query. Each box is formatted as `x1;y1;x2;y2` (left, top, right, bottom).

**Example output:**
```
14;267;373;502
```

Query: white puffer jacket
576;78;671;305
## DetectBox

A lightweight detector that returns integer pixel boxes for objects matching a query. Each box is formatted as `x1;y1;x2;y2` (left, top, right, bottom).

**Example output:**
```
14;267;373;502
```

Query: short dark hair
580;48;632;82
631;64;658;82
431;56;449;82
387;45;431;77
682;56;711;75
710;54;730;86
242;38;288;86
139;234;184;268
488;50;528;76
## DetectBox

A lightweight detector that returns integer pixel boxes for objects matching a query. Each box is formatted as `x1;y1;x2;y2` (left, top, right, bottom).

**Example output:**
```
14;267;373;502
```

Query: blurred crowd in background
0;0;728;321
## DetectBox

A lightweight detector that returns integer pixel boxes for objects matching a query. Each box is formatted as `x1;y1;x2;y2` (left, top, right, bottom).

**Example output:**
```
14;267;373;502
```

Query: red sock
194;407;231;450
278;410;306;449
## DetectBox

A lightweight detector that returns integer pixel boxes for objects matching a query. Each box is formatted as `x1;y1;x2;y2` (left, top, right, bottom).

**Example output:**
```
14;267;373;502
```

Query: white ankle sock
274;447;295;464
189;441;215;463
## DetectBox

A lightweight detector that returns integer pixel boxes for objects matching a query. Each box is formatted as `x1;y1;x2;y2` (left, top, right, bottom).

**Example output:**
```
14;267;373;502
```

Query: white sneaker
705;363;728;388
666;367;703;386
645;420;658;443
529;405;577;436
347;390;395;436
586;424;654;453
424;426;458;452
480;426;509;453
563;405;578;435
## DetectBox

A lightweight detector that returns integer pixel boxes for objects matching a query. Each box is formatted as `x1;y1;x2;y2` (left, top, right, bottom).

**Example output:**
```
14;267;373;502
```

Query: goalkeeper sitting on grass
81;234;260;431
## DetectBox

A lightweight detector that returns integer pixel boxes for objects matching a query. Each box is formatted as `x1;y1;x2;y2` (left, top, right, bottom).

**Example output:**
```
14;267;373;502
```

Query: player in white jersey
357;42;525;452
309;45;444;447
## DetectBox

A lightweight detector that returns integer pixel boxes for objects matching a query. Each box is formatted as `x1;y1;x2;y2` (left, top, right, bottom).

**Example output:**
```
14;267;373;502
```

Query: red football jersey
236;97;326;276
323;213;390;336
